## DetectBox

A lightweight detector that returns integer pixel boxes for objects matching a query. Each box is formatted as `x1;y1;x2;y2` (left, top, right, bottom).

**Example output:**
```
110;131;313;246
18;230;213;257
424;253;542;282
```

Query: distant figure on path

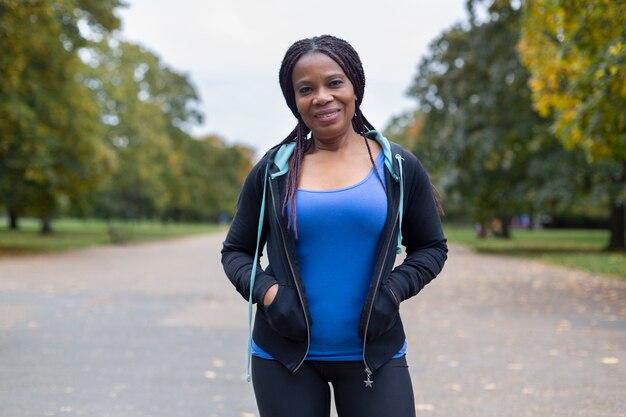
221;34;447;417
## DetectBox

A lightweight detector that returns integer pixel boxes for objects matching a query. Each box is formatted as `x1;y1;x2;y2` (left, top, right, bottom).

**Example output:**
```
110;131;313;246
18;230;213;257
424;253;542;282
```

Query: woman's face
291;52;357;141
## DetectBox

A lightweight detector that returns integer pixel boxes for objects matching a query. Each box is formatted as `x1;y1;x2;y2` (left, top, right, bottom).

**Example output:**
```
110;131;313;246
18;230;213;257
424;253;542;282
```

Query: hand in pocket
263;283;279;307
366;284;400;341
263;285;307;342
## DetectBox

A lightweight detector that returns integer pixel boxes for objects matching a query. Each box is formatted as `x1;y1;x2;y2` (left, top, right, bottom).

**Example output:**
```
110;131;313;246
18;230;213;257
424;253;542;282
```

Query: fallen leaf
556;320;571;333
415;403;435;411
507;363;523;370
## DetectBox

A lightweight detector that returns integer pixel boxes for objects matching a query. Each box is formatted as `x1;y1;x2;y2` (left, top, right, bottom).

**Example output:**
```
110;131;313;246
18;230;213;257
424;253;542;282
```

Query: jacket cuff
386;272;409;302
252;273;278;305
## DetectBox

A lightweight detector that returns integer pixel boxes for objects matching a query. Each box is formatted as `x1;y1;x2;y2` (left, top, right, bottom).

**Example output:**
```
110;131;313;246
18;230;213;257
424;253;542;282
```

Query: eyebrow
293;73;347;85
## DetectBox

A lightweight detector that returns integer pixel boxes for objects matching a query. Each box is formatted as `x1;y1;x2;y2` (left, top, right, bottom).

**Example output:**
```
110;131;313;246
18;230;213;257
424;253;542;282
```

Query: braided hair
278;35;384;233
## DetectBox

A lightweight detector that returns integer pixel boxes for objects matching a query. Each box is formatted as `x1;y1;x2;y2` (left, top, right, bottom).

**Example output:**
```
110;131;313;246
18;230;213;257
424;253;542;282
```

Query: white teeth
317;111;337;119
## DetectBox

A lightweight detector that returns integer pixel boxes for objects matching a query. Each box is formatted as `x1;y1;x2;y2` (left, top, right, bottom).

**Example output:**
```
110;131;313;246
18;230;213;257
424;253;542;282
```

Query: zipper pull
364;367;374;388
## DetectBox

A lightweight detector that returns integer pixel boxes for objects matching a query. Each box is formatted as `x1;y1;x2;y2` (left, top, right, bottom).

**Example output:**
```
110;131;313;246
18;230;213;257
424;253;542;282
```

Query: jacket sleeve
221;156;278;305
386;148;448;302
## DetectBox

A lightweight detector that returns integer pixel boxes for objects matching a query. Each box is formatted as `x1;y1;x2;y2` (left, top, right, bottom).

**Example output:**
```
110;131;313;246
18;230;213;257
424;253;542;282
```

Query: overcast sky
117;0;468;153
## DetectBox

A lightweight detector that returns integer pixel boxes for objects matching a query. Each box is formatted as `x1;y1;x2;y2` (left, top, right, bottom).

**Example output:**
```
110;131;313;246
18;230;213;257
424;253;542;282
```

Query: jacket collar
270;130;399;181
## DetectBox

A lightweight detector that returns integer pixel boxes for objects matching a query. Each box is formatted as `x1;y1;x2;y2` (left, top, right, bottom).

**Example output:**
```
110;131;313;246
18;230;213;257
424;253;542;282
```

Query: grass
1;218;624;279
0;218;226;256
443;224;626;279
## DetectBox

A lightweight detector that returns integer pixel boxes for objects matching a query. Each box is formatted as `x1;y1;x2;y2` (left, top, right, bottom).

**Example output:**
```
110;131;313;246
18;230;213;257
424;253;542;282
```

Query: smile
314;110;340;121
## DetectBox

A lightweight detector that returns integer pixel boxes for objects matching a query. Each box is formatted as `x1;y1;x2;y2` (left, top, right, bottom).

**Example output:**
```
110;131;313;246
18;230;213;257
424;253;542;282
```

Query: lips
314;109;341;123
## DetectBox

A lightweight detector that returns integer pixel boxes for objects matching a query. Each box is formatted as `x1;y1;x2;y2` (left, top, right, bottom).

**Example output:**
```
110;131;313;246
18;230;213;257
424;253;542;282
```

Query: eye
329;79;344;88
297;86;312;95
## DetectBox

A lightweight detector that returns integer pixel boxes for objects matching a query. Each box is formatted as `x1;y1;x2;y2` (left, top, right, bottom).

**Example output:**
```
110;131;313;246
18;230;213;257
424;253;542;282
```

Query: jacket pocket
263;285;308;342
366;283;400;341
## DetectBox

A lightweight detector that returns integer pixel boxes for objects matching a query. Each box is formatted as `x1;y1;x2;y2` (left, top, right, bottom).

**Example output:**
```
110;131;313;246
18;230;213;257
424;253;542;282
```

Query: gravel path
0;233;624;417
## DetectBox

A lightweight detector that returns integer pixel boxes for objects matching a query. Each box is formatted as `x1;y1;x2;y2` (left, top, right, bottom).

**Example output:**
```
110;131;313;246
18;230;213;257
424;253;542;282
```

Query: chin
312;123;352;139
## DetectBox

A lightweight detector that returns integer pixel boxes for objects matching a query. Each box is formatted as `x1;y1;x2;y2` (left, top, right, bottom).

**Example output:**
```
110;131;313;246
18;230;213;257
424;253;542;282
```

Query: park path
0;233;624;417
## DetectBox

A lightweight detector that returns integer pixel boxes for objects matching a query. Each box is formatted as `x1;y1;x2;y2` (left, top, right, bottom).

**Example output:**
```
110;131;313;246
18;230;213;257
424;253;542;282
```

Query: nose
313;88;333;105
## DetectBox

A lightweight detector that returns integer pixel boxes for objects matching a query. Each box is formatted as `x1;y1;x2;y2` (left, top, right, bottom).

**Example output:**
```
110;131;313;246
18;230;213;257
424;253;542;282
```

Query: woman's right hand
262;283;308;342
263;283;279;307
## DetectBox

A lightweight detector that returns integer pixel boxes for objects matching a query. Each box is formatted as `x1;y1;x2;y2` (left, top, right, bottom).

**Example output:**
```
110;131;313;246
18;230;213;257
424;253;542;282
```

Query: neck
312;129;361;153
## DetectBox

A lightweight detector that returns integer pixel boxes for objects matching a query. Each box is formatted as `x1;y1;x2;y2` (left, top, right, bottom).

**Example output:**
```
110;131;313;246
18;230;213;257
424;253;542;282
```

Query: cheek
346;96;356;116
294;96;308;115
345;87;357;112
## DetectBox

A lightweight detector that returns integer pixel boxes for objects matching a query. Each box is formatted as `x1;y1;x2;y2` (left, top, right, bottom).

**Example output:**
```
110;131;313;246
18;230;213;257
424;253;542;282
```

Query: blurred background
0;0;624;275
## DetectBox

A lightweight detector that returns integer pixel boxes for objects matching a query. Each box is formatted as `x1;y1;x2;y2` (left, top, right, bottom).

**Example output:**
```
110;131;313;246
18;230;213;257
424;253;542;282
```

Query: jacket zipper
361;152;401;385
361;211;399;385
268;177;310;371
388;286;400;305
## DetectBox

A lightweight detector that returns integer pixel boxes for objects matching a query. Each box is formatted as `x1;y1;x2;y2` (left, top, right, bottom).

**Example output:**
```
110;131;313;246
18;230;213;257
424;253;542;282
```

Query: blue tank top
252;151;407;360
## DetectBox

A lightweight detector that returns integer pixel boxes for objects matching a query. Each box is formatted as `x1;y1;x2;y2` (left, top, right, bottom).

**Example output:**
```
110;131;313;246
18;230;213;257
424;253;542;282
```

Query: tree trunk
8;209;18;230
476;222;487;238
607;198;625;251
607;160;626;251
40;217;53;235
498;216;512;239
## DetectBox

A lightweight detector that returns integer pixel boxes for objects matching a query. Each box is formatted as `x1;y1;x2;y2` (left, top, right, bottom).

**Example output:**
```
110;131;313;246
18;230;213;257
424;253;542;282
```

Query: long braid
283;119;311;236
354;103;386;190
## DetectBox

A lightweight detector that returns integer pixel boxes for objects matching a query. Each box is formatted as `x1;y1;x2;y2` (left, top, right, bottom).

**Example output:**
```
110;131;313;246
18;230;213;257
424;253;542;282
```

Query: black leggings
251;356;416;417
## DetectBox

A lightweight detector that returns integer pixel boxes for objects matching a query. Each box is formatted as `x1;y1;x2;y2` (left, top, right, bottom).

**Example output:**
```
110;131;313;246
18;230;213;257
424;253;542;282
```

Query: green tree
84;41;173;219
77;35;251;223
162;135;253;221
83;40;233;221
405;0;584;236
383;110;424;152
519;0;626;250
0;0;122;233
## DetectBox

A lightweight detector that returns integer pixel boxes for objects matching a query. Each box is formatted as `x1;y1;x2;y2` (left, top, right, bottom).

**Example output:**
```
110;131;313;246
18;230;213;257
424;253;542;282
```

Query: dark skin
263;52;381;306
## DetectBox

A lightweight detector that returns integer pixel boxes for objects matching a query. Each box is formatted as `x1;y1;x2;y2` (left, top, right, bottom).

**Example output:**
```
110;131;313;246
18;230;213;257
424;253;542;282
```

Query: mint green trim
365;130;398;180
270;142;296;179
246;163;269;382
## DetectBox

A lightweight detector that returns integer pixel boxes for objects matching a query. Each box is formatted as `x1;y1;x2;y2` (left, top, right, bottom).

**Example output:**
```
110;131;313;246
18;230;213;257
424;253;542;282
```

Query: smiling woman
276;36;386;227
221;34;448;417
290;52;379;192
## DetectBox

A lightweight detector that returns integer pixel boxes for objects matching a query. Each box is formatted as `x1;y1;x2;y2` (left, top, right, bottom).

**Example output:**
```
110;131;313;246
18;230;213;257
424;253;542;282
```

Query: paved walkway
0;233;624;417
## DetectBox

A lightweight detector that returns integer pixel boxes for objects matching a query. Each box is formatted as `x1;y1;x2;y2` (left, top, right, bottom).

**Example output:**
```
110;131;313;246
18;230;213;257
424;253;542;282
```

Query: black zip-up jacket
221;131;447;375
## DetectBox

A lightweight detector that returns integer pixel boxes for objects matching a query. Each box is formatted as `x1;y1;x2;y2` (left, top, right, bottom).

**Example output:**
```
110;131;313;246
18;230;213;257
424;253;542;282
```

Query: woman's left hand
365;283;401;341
